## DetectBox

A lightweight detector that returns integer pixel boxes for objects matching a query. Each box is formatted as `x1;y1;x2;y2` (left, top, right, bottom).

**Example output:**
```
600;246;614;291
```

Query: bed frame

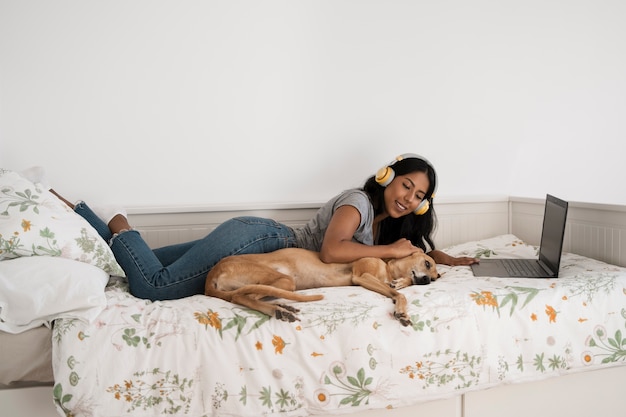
2;196;626;417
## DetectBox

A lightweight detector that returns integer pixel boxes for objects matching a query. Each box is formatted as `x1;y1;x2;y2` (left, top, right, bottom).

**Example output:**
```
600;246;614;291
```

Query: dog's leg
351;273;411;326
227;278;314;322
229;290;303;322
207;262;322;322
350;258;412;326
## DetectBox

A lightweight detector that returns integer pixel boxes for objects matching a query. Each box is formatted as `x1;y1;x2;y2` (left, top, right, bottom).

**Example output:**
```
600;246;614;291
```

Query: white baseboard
125;196;626;267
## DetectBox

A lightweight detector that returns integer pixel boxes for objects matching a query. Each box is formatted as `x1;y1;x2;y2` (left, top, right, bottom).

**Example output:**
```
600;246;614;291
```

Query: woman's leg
49;189;114;242
52;190;296;301
111;216;296;301
152;241;198;266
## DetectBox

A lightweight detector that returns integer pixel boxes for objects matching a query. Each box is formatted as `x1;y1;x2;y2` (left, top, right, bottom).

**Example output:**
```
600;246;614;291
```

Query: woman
45;153;477;301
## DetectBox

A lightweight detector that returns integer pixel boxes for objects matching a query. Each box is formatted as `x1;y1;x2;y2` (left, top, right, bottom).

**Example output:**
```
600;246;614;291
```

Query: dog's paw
275;304;300;322
389;277;411;290
394;312;412;327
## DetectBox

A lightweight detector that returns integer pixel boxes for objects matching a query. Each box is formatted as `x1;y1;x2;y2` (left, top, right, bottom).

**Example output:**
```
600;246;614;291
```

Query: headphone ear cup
414;199;430;215
375;166;395;187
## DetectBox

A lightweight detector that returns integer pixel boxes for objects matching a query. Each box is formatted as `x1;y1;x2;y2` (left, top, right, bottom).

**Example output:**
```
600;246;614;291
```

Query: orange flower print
194;312;209;325
470;291;498;308
21;219;31;232
400;362;425;380
545;305;557;323
255;341;263;350
209;312;221;329
530;313;537;321
107;384;122;400
272;335;286;354
194;310;222;330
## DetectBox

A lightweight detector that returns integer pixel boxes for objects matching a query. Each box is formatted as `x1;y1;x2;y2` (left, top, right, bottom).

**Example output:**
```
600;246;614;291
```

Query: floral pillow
0;168;124;276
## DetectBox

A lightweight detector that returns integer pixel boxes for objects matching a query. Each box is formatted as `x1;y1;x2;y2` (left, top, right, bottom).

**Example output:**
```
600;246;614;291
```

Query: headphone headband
375;153;437;215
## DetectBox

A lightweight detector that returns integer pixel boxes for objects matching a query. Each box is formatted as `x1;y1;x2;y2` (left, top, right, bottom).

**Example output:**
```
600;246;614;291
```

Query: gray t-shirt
294;189;374;251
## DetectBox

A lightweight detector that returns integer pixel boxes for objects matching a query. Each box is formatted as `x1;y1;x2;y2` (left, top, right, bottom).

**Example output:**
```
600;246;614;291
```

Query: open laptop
470;194;568;278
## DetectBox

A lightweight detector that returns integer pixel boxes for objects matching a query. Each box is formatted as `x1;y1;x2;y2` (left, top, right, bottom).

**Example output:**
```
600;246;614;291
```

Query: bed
2;168;626;417
45;234;626;417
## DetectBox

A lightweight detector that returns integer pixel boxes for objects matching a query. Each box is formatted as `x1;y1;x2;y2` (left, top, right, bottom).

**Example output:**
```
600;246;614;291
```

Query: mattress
0;326;53;389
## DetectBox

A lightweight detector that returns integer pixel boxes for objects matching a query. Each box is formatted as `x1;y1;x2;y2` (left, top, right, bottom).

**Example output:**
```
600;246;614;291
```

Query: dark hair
362;157;437;252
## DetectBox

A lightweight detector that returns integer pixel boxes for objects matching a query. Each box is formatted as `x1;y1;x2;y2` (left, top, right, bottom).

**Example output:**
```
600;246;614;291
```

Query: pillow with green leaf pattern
0;169;124;276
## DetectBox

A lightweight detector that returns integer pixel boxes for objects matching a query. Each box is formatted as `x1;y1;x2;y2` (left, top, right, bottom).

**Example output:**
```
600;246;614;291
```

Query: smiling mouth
395;201;407;211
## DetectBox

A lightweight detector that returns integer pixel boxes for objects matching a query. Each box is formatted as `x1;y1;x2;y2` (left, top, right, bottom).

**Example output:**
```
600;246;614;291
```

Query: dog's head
391;252;440;285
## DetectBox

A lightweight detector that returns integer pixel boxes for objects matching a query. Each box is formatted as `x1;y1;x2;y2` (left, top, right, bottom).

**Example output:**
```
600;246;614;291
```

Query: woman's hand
387;238;424;259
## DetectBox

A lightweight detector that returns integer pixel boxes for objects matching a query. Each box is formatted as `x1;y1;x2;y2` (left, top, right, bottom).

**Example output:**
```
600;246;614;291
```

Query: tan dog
205;248;439;326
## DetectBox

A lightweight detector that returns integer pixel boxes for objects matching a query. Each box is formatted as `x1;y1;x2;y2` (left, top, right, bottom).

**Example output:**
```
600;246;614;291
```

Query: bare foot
49;189;75;209
108;214;132;234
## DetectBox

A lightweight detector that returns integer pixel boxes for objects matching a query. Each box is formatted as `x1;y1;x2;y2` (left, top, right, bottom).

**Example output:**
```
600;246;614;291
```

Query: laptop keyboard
502;259;546;277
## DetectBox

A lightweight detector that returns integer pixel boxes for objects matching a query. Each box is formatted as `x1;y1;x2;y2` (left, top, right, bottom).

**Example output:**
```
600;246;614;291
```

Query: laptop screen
538;194;569;274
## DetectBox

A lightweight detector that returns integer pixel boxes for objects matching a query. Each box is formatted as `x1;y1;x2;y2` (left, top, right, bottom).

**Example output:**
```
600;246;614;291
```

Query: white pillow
0;168;124;276
0;256;109;333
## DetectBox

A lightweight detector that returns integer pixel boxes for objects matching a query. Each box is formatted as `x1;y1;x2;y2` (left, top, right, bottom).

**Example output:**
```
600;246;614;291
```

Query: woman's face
383;171;430;217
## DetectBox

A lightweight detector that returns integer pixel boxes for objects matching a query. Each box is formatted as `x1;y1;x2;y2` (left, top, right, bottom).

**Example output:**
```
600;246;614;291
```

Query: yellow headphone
375;153;437;215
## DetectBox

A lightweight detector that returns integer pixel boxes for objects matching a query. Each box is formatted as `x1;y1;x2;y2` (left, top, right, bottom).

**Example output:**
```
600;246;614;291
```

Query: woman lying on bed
32;153;477;301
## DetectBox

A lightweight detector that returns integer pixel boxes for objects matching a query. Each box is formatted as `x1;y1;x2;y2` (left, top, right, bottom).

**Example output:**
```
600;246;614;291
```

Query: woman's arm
319;205;422;263
428;249;479;266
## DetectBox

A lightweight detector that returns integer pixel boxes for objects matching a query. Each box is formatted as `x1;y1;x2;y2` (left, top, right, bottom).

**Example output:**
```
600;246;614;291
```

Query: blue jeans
74;202;297;301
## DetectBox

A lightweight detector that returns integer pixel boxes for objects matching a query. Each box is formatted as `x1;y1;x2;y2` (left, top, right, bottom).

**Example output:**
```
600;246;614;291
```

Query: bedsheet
51;235;626;417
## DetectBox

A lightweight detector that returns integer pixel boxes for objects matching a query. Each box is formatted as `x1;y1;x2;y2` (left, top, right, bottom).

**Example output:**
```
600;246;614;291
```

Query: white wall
1;1;624;208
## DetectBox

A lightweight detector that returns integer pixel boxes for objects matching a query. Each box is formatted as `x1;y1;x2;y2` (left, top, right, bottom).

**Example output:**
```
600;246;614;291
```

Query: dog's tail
206;284;324;303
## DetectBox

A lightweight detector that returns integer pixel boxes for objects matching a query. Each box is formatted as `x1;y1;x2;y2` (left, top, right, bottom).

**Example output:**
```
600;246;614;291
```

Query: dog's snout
411;271;431;286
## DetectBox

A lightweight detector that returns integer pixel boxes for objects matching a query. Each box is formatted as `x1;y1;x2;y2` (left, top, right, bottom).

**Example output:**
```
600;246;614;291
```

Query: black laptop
470;194;568;278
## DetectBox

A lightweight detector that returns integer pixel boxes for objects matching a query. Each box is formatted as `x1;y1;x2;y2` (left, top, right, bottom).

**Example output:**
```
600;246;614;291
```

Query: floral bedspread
51;235;626;417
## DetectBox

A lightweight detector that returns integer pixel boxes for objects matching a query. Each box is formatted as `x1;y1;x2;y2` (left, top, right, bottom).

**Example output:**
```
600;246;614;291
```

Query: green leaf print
1;185;42;215
260;386;272;408
53;383;73;416
586;322;626;364
323;364;374;407
123;328;141;347
499;286;540;316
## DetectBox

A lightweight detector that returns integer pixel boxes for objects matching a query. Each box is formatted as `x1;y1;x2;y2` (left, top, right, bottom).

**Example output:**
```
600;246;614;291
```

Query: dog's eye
425;260;431;269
